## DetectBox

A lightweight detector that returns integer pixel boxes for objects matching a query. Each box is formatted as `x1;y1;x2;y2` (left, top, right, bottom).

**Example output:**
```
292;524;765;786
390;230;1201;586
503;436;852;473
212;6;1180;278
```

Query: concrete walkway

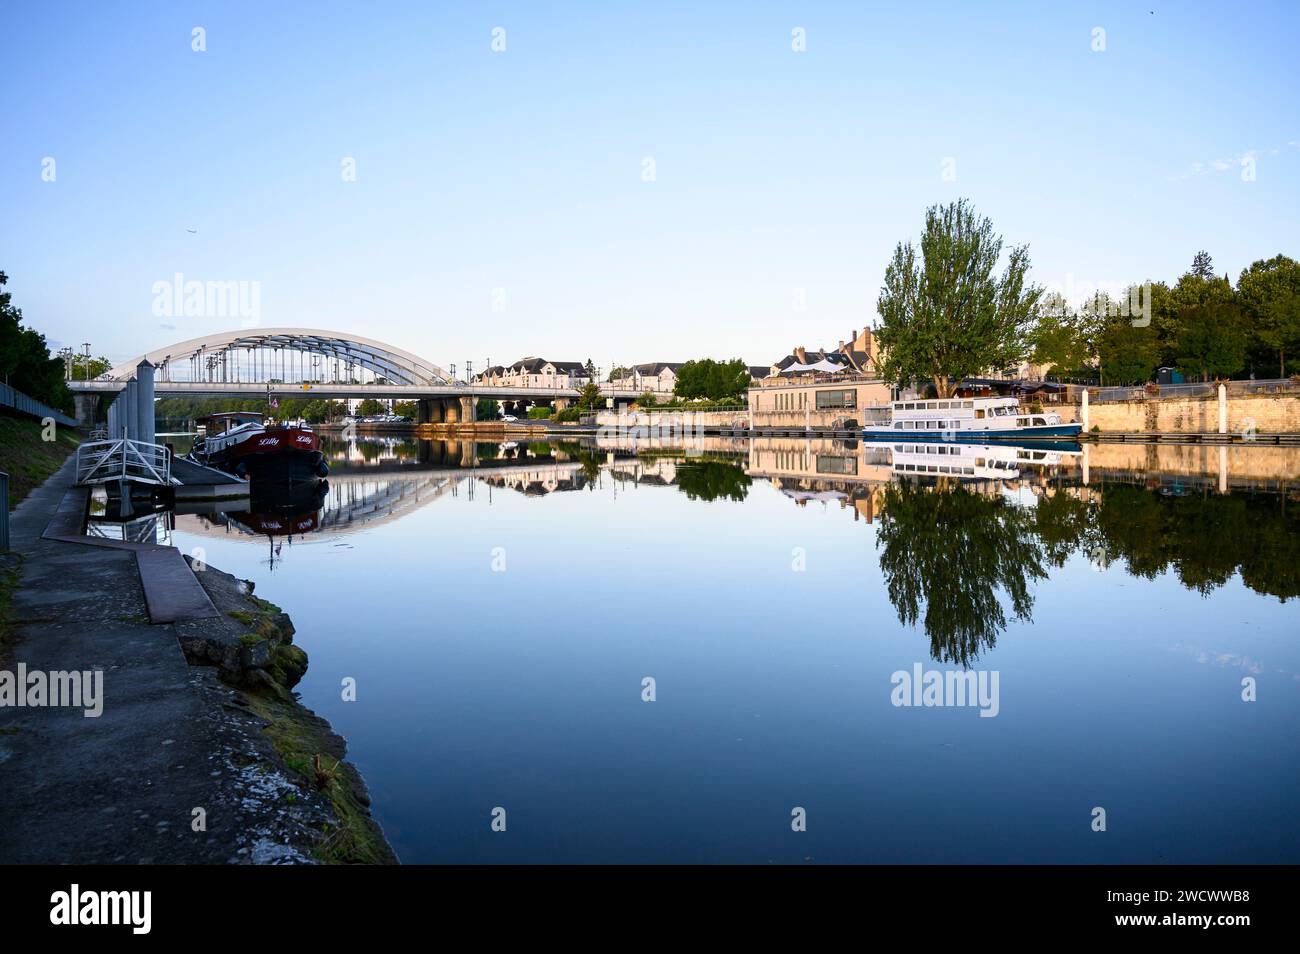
0;457;328;863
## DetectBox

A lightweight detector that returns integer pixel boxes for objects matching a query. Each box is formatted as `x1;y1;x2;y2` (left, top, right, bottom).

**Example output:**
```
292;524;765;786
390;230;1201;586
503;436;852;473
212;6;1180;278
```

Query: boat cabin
195;412;265;436
886;396;1056;431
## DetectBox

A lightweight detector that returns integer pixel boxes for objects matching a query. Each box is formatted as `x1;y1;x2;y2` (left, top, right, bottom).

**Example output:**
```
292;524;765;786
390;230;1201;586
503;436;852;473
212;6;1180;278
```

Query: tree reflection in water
875;475;1298;666
675;460;752;502
876;480;1048;666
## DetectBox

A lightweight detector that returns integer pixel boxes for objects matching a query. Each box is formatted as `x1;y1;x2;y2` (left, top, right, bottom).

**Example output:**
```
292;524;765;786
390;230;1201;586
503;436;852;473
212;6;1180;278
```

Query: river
162;435;1300;863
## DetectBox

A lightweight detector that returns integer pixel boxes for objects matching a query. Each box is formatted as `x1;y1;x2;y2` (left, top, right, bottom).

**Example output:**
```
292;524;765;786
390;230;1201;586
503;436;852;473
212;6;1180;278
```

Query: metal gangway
75;436;174;488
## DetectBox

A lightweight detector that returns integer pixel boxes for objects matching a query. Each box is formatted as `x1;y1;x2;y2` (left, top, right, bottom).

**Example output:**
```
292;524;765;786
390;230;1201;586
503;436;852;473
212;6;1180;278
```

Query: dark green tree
0;271;70;411
1175;303;1248;381
1096;316;1160;385
1238;254;1300;377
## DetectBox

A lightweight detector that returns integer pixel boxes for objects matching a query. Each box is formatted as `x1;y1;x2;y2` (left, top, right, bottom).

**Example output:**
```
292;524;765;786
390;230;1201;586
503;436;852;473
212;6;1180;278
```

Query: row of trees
0;271;71;411
1030;251;1300;384
874;200;1300;394
672;358;752;401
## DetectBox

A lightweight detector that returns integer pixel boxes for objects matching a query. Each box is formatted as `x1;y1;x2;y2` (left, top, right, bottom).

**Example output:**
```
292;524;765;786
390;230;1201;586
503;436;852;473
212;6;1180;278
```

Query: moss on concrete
242;690;396;865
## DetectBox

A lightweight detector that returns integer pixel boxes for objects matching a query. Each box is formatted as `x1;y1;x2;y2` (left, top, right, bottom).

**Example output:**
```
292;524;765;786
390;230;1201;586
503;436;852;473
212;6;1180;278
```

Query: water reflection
174;433;1299;656
161;433;1299;863
876;480;1047;666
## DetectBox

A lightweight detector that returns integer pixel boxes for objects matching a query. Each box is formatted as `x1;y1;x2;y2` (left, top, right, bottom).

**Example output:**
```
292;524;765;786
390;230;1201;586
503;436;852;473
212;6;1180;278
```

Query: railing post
0;470;9;553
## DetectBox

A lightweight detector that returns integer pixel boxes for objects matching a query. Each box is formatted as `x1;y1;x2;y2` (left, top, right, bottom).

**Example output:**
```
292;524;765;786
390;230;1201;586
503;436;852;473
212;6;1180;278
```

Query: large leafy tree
1237;254;1300;377
1175;302;1248;381
876;199;1042;398
1160;266;1234;367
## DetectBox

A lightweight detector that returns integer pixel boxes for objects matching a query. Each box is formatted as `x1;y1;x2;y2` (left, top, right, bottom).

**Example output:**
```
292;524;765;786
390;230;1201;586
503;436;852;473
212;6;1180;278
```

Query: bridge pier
417;396;475;423
74;392;100;429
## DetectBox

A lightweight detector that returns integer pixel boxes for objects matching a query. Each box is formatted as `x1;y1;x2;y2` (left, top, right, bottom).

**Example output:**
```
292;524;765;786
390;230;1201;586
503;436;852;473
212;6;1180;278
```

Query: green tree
356;398;386;416
673;358;750;400
393;400;419;418
0;271;70;411
607;366;629;383
1175;302;1248;381
1191;250;1215;279
575;380;603;410
1238;254;1300;377
1096;315;1159;385
876;199;1042;397
1161;267;1235;368
1029;299;1094;378
476;398;500;421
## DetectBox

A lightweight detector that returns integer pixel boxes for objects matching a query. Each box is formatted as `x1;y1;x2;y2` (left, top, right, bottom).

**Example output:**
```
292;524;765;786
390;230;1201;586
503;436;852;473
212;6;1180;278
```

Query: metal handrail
75;438;171;486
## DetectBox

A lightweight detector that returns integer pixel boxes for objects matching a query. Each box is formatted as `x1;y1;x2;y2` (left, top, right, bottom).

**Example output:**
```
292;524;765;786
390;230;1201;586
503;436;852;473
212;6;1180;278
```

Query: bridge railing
75;438;172;487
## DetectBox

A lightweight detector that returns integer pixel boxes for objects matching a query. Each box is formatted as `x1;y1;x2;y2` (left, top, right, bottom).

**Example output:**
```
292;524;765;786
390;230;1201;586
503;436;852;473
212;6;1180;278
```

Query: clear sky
2;1;1297;374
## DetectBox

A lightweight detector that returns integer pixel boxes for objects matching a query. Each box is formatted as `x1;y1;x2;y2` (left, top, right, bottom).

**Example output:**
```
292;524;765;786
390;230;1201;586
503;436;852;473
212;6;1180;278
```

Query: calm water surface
167;436;1300;863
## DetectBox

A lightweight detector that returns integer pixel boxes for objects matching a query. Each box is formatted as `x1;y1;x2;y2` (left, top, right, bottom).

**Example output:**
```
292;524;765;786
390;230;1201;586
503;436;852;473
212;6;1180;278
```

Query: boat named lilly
862;396;1082;441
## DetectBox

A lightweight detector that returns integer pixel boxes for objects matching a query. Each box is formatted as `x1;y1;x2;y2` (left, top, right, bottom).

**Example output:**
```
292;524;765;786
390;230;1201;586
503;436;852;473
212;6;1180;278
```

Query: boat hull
862;423;1084;441
194;427;329;482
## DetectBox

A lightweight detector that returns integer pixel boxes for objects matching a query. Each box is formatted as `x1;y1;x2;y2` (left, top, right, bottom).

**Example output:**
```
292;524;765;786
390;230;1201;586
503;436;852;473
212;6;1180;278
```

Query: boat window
963;467;974;475
975;410;984;419
1033;417;1046;426
963;401;973;409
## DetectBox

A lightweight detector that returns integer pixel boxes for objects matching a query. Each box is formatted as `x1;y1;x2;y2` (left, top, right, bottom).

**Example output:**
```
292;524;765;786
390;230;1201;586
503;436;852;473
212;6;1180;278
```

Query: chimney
794;346;807;363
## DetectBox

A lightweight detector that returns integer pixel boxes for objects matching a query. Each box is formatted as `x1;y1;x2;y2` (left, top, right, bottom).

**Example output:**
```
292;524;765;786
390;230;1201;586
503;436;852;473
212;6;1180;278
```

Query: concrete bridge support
74;392;100;428
417;396;476;423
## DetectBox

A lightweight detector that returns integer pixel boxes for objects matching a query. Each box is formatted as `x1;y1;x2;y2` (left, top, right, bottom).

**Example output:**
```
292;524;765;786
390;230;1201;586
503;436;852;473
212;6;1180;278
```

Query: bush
554;406;582;423
527;406;552;420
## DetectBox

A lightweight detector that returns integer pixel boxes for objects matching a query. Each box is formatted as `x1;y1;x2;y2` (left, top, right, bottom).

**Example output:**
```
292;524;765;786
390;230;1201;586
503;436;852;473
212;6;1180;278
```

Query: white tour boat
863;396;1082;441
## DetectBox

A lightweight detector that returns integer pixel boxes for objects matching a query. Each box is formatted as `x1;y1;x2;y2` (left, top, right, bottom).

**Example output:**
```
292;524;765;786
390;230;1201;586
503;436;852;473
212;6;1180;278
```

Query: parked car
501;414;519;423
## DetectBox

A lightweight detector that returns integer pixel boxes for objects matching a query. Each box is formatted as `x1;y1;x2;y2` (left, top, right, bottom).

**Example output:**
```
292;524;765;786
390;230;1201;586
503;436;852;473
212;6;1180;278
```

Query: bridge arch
108;327;451;386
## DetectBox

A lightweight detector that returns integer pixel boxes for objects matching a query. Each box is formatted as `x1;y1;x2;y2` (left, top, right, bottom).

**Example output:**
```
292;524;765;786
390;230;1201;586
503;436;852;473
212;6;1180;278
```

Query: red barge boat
188;412;329;481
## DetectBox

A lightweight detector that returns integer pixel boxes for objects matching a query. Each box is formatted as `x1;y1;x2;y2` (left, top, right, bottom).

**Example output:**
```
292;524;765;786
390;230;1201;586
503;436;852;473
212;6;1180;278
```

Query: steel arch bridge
106;327;453;387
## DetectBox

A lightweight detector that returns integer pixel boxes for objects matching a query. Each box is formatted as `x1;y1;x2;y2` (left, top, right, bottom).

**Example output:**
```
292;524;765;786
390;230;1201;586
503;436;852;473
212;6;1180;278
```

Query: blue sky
2;1;1297;374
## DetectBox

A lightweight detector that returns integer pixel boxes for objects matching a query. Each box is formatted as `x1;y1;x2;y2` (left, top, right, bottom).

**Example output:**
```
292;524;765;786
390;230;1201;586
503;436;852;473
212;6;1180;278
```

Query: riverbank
0;455;395;864
0;412;81;508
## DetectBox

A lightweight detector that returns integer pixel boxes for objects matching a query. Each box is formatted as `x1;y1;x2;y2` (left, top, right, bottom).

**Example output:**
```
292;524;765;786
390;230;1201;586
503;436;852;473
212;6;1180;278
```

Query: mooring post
136;360;155;446
1218;383;1227;434
1081;388;1089;431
